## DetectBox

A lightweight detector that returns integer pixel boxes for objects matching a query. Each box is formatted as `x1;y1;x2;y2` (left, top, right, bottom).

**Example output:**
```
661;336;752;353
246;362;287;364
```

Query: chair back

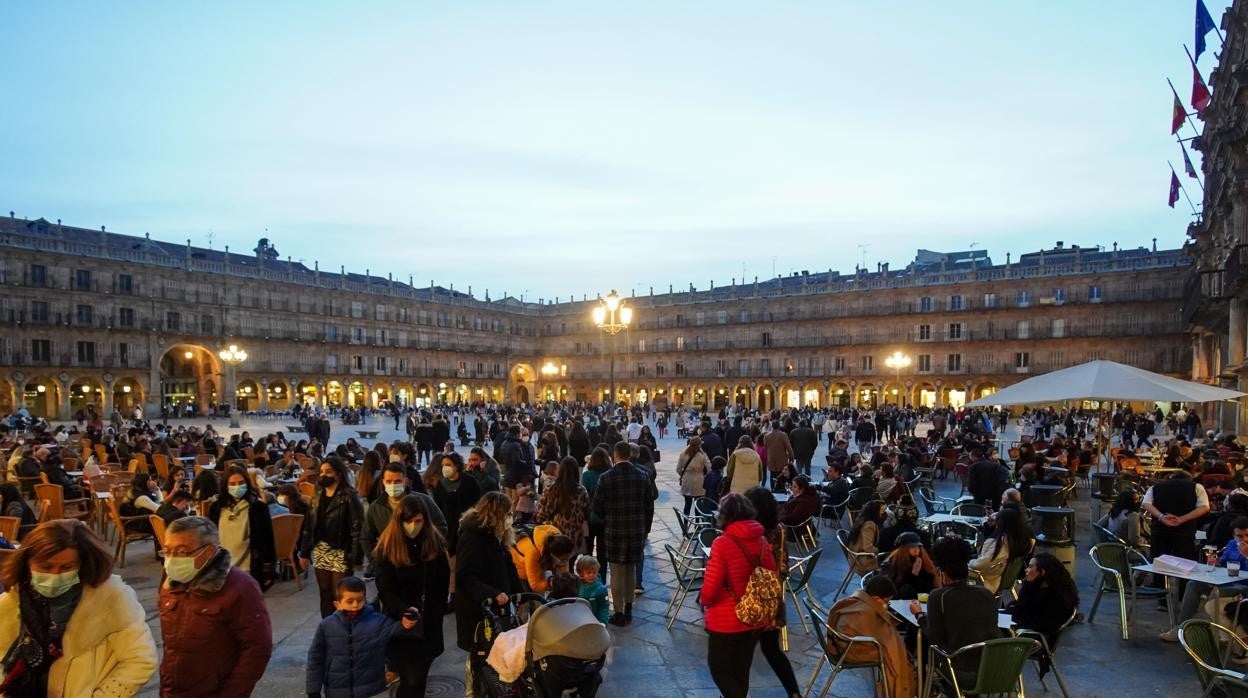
298;481;316;502
673;508;693;539
0;516;19;541
94;444;108;463
664;543;705;586
917;486;948;515
696;526;721;551
1179;619;1248;691
152;454;170;480
932;520;980;544
195;454;214;466
36;500;55;524
787;547;823;592
997;553;1029;599
958;637;1040;694
149;515;168;546
951;502;987;518
271;514;305;565
34;484;65;519
1089;543;1140;591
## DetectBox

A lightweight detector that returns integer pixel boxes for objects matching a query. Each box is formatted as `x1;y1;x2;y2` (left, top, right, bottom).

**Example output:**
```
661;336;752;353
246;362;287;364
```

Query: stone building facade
1182;0;1248;433
0;213;1189;420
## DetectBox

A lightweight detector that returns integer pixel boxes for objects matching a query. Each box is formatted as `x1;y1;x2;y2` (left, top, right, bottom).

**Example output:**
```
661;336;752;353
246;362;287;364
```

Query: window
31;339;51;362
717;311;727;324
740;310;749;323
785;358;795;374
656;363;666;376
676;336;685;350
760;358;772;375
1052;318;1065;338
1015;352;1030;369
636;364;647;377
918;324;932;341
76;305;93;325
738;359;749;375
918;354;932;372
1017;289;1030;307
1017;321;1030;339
376;356;388;372
74;269;91;290
1053;288;1066;305
29;265;47;287
350;302;363;318
351;355;365;371
949;295;963;311
674;361;686;376
833;357;846;372
30;301;48;323
695;312;705;326
166;312;180;331
947;353;962;372
716;359;728;375
352;327;364;343
117;274;133;294
861;355;874;371
638;338;646;352
675;314;686;327
948;323;962;340
375;304;386;321
326;355;339;371
118;307;134;327
919;296;932;312
201;315;213;334
77;341;95;364
1089;285;1102;303
325;324;339;341
376;328;387;345
118;343;129;365
761;332;773;347
983;293;997;308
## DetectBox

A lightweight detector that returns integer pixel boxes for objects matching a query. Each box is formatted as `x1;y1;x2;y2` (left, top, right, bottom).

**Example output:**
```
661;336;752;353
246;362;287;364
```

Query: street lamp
884;351;911;406
592;290;633;408
540;361;559;405
217;344;248;428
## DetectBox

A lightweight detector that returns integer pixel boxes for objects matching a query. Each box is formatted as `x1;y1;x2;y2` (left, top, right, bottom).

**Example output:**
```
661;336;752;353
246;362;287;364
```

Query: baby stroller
472;595;611;698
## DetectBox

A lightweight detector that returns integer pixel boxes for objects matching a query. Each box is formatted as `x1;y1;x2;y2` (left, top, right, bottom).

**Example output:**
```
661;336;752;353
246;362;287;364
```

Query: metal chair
781;516;819;554
833;529;878;600
663;543;705;630
1088;542;1163;640
672;508;700;555
917;486;953;516
1179;619;1248;698
1015;607;1078;697
692;496;718;520
950;502;988;518
820;491;850;530
784;547;823;633
803;600;891;698
695;526;721;556
931;520;980;546
926;637;1039;698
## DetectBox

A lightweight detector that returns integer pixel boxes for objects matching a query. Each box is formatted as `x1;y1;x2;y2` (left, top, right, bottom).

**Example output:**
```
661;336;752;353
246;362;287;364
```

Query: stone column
1193;336;1206;380
258;379;270;411
1232;300;1248;368
146;337;162;418
100;374;113;417
57;373;72;421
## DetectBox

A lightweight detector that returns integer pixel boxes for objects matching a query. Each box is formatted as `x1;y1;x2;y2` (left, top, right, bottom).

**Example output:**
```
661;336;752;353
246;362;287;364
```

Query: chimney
1056;241;1064;249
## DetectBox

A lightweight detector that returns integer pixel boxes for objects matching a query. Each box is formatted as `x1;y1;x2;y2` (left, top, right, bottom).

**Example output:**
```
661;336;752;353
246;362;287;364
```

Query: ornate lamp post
592;290;633;408
884;351;911;407
540;361;559;403
217;344;248;428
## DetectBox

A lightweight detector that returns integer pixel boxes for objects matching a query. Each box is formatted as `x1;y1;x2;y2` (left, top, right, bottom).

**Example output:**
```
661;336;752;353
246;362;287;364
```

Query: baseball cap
895;532;923;548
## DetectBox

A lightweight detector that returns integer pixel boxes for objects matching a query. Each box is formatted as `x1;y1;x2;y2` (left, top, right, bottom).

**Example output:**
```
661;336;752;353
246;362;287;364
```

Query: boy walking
306;576;419;697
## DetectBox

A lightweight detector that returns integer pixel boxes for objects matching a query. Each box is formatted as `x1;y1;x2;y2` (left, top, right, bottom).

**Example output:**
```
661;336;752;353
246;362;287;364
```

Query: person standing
677;437;710;515
373;495;451;697
303;457;365;618
1143;471;1209;588
209;464;277;591
763;426;795;487
536;456;591;552
455;492;522;692
788;420;818;476
725;435;764;496
591;441;654;626
159;516;273;697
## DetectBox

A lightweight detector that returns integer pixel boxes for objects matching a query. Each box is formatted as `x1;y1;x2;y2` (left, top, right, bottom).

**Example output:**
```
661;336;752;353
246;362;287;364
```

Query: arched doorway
973;383;998;402
347;381;367;408
515;385;530;404
757;386;774;412
112;378;144;415
883;382;904;406
830;383;851;409
510;364;535;405
297;382;319;408
0;378;15;415
915;382;938;409
23;378;59;418
69;377;104;419
267;381;291;411
857;384;879;410
236;379;260;412
712;385;730;410
943;386;968;410
326;381;344;408
159;344;219;416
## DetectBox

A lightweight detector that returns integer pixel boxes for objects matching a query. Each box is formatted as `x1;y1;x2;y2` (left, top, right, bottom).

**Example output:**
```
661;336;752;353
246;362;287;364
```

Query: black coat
454;522;522;651
568;432;591;464
375;542;451;660
431;476;483;552
967;459;1008;505
210;493;278;588
789;427;818;464
303;487;365;566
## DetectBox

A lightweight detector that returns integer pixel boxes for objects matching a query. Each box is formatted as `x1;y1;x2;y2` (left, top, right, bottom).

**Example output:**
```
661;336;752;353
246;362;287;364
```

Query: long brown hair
683;436;702;461
1;519;114;590
885;544;937;585
544;456;582;516
373;494;447;568
461;491;515;547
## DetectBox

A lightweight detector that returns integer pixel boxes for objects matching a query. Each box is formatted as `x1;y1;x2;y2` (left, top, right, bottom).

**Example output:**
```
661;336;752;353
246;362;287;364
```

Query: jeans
758;628;800;695
609;563;636;612
707;629;758;698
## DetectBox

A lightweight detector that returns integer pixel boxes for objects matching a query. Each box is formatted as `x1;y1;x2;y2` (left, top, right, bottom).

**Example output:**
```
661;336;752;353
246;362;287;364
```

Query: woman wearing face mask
427;452;483;569
208;465;277;591
302;457;365;617
362;464;448;574
455;491;522;688
373;495;451;697
0;519;157;696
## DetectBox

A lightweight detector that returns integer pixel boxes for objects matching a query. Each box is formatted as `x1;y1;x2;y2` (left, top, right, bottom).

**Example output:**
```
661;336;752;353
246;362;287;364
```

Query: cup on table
1230;562;1242;578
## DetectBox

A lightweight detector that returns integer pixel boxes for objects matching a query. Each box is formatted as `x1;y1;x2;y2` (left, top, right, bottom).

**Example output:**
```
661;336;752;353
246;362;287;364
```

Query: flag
1196;0;1217;62
1182;144;1198;178
1191;56;1211;112
1169;170;1181;208
1172;92;1186;134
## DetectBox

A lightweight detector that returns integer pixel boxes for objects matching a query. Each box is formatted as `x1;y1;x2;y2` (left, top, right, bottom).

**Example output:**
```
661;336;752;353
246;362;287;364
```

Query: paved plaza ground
104;415;1208;697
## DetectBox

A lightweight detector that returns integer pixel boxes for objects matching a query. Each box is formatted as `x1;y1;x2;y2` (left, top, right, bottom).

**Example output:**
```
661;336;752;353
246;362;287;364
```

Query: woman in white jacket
677;437;711;514
0;519;156;696
725;435;764;496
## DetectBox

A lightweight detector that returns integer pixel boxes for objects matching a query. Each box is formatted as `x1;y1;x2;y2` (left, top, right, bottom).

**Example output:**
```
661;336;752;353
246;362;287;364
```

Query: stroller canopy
526;598;612;661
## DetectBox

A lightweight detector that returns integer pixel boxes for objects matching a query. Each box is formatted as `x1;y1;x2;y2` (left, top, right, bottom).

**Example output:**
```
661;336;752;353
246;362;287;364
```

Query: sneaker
1159;628;1179;643
634;585;645;596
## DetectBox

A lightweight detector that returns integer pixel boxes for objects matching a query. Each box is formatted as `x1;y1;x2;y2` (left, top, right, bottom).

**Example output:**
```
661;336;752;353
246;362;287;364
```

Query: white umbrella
965;359;1245;407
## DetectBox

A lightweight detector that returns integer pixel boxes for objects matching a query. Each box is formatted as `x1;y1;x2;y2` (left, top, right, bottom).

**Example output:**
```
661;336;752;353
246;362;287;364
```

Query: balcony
1181;268;1226;328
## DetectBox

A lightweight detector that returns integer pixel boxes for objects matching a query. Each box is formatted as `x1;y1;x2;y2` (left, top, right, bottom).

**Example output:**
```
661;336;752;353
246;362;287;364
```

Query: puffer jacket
306;606;406;697
159;549;273;697
699;519;777;633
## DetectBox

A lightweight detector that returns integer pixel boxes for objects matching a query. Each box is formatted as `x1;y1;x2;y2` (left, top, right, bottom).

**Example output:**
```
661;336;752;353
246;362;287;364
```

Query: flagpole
1178;140;1206;192
1167;78;1203;134
1170;161;1200;216
1202;0;1227;45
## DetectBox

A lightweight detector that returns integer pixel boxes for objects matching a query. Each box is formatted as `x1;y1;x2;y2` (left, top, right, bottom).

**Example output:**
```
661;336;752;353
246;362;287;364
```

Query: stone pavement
110;415;1206;697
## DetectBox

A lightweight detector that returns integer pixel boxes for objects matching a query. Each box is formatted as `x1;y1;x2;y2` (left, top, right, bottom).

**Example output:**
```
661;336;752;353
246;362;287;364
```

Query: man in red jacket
158;516;273;697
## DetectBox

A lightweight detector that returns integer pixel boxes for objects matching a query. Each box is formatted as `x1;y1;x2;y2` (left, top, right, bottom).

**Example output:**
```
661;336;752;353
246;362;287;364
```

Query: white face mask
30;569;80;598
385;483;406;498
442;466;456;479
165;554;203;584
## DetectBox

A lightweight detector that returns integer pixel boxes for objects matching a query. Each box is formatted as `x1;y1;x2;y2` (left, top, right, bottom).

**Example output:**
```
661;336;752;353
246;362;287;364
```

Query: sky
0;1;1229;300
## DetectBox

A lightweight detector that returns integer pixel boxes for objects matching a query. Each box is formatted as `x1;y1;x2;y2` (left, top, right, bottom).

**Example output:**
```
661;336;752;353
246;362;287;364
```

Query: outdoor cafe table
1133;560;1247;627
888;599;1014;692
920;513;987;527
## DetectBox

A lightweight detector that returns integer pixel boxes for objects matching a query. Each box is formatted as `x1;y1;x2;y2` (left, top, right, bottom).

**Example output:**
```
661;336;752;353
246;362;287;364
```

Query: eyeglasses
165;542;212;558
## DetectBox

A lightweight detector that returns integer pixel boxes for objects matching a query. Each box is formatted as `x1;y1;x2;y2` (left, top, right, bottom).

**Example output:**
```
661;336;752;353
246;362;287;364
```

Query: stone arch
972;382;999;402
159;343;222;417
829;382;851;409
236;379;261;412
942;385;969;410
731;383;751;409
712;384;731;410
266;379;291;411
296;381;320;408
22;377;60;419
69;377;105;419
0;377;14;415
914;382;938;409
882;381;904;406
856;382;879;410
112;378;144;415
757;385;774;412
326;380;345;407
777;381;801;409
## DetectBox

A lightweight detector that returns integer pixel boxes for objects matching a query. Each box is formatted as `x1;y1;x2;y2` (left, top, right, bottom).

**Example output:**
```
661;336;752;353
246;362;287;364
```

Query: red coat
159;552;273;697
699;520;777;633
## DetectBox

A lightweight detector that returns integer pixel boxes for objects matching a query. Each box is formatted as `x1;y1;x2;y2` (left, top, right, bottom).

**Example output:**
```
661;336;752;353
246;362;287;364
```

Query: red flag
1169;170;1181;208
1172;93;1186;134
1182;145;1199;178
1191;57;1212;112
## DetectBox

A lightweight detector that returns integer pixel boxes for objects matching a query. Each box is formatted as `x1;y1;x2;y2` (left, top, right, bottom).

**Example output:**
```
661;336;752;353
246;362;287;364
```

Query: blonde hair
460;491;515;547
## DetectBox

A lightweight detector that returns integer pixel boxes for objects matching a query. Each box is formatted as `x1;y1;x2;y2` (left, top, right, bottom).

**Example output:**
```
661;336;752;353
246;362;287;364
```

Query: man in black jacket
592;441;654;626
966;448;1008;506
911;537;998;676
699;424;725;463
789;419;819;475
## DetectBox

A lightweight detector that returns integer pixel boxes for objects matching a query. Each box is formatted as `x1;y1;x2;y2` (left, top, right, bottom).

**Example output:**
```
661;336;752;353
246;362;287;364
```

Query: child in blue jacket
306;576;418;697
576;555;611;625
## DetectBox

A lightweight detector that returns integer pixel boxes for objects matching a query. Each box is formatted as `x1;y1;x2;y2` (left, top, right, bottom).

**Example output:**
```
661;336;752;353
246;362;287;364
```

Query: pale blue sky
1;1;1228;299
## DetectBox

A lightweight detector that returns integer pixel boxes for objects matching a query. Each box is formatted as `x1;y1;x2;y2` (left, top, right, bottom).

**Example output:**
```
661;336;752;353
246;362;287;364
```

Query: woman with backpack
698;493;778;698
677;437;710;515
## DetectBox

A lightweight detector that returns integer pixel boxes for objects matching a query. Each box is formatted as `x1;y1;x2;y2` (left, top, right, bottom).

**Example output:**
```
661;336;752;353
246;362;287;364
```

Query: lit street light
218;344;248;428
592;290;633;408
884;351;911;406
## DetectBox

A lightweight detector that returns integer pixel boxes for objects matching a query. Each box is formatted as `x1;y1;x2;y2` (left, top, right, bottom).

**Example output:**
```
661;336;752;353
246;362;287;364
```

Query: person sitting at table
1211;492;1248;552
0;482;36;531
778;475;821;528
1097;488;1144;548
880;532;936;599
910;536;1000;682
826;575;915;698
967;448;1008;506
156;489;194;525
848;501;887;575
969;506;1032;594
191;468;219;505
1007;553;1078;677
875;462;899;501
815;460;851;503
41;453;84;499
162;465;189;498
1160;516;1248;642
879;507;923;555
